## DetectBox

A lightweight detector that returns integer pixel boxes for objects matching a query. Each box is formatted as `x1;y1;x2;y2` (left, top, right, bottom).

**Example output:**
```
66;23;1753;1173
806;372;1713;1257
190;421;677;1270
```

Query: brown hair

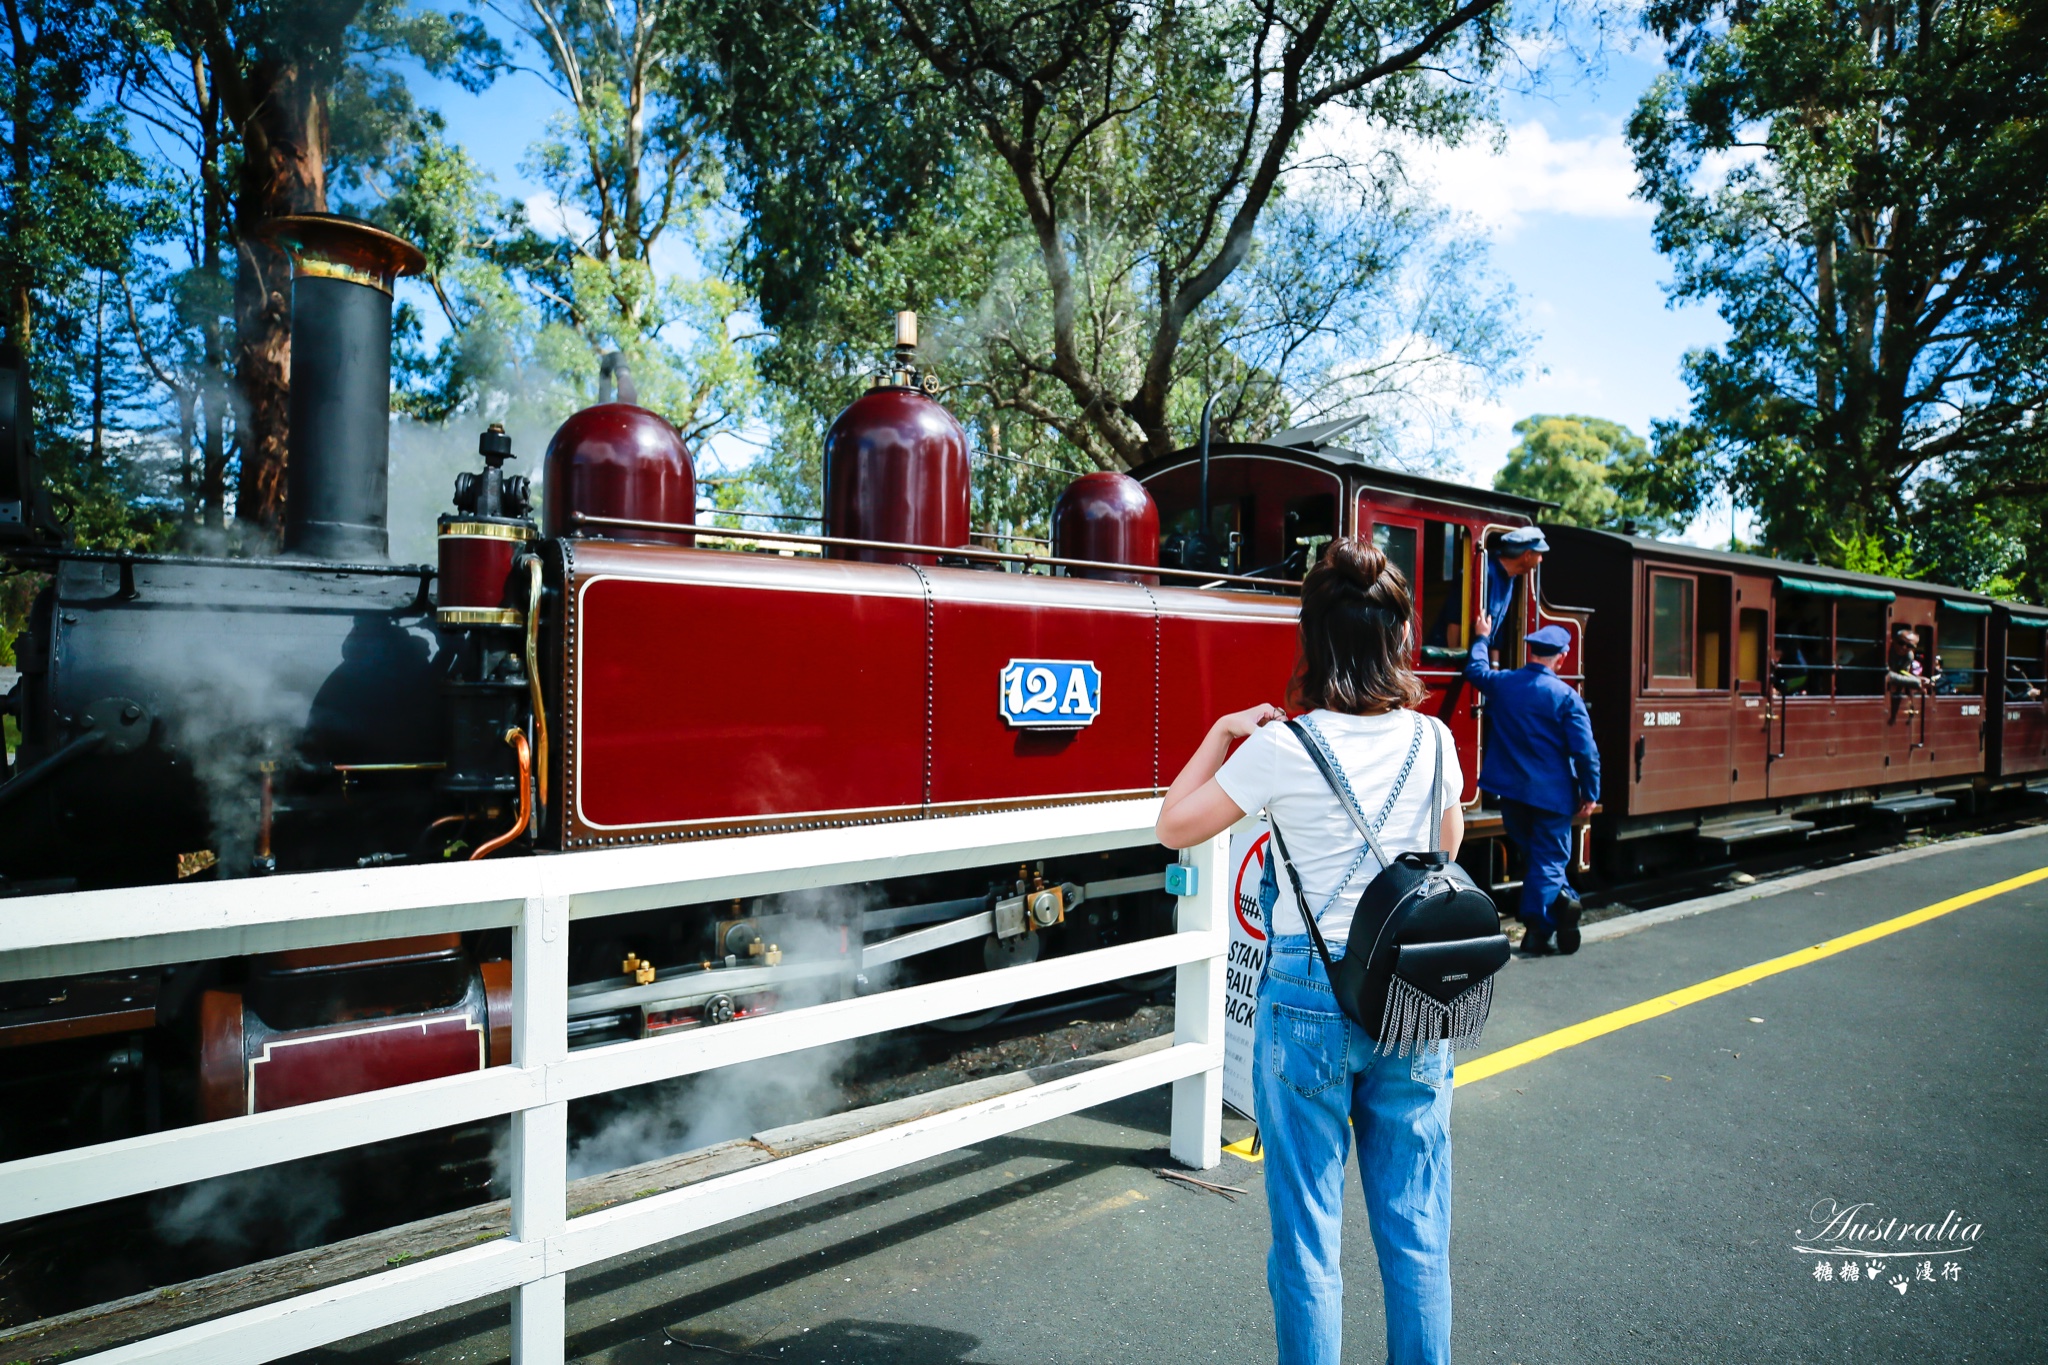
1290;537;1427;714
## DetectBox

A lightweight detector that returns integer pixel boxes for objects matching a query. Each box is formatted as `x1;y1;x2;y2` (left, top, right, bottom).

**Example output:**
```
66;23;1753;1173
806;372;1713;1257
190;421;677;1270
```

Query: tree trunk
230;58;329;537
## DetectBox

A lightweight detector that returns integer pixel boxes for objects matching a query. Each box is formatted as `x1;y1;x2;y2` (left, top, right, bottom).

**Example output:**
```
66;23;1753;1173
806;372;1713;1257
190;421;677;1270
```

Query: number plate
999;659;1102;729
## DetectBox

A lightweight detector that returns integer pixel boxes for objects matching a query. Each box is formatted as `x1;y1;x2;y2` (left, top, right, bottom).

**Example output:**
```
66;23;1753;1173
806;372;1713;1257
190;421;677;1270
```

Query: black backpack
1267;714;1510;1055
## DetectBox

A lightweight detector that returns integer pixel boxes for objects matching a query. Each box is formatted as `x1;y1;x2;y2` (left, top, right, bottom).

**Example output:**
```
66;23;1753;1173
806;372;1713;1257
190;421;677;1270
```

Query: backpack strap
1266;713;1426;979
1264;818;1346;986
1425;715;1445;854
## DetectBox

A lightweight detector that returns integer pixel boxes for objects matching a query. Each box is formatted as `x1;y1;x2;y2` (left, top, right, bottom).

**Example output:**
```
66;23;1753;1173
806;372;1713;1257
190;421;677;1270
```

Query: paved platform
294;828;2048;1364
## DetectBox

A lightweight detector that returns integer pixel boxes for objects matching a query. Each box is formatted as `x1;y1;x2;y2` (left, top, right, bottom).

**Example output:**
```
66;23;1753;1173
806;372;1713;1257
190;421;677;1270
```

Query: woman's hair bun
1291;535;1424;714
1323;537;1380;589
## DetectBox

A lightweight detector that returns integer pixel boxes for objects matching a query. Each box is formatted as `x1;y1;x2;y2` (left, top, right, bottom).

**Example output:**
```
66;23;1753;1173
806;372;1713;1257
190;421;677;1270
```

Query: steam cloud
521;886;898;1185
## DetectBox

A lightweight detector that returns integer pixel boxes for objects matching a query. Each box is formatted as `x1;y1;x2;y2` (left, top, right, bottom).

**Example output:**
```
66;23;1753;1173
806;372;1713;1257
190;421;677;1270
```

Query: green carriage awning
1937;600;1992;616
1777;575;1896;604
2004;604;2048;625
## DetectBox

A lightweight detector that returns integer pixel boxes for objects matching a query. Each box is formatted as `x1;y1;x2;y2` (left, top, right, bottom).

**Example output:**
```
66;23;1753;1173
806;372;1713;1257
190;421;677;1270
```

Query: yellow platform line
1453;864;2048;1089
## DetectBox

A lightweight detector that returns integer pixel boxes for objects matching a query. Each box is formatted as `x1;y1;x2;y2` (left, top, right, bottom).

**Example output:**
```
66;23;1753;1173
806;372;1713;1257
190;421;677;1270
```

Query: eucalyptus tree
702;0;1529;475
1628;0;2048;589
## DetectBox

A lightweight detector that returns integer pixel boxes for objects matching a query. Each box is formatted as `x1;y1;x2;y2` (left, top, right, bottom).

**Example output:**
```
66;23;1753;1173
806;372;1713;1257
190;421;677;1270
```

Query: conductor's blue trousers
1499;797;1572;932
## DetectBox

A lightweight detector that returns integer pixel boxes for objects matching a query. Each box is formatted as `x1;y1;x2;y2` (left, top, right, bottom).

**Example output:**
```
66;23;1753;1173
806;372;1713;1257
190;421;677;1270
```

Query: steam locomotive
2;213;2041;1167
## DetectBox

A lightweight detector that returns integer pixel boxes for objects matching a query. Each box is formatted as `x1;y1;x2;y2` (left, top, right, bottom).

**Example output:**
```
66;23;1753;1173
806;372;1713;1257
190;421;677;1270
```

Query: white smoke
538;887;895;1183
149;1164;345;1254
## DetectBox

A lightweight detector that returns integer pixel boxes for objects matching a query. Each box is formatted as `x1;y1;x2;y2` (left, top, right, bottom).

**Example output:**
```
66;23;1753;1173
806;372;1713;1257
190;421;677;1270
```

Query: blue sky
409;16;1744;543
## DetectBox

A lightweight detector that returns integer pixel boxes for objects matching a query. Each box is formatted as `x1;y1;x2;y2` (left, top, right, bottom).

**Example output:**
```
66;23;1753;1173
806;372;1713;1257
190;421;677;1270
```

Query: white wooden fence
0;799;1229;1364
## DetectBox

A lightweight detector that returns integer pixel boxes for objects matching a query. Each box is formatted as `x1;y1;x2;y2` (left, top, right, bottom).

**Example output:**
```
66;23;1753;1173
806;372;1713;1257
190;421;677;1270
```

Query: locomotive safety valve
765;944;782;967
622;952;657;986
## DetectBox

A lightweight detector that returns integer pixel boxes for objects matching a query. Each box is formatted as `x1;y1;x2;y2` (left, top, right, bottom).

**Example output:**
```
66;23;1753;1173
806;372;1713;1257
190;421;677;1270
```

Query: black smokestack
260;215;425;561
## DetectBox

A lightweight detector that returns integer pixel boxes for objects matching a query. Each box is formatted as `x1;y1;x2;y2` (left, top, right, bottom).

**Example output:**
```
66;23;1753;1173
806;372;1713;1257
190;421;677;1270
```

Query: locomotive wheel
926;932;1040;1031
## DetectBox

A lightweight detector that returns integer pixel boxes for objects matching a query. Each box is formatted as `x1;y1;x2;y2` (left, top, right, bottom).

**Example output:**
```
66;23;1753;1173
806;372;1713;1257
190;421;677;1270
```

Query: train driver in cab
1466;615;1600;957
1483;526;1547;663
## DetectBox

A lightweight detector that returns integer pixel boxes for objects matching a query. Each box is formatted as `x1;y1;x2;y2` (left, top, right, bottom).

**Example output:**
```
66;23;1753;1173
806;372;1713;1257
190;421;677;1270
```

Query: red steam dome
823;386;970;566
1053;471;1159;583
543;403;696;546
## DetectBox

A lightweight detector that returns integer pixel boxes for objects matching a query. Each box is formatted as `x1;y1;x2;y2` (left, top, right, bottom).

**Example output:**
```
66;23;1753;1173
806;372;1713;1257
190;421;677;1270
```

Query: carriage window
1773;592;1832;697
1736;608;1769;689
1695;574;1730;689
1834;600;1887;696
2008;624;2047;701
1935;610;1984;695
1648;573;1695;683
1421;520;1469;654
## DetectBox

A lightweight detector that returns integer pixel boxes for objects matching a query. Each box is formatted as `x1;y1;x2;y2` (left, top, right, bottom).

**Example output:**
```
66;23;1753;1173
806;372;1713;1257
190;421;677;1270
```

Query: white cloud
523;191;596;242
1309;116;1652;237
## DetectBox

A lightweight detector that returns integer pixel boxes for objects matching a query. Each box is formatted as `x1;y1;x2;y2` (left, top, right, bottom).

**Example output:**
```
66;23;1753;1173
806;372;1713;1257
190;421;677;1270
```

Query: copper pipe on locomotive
470;728;532;860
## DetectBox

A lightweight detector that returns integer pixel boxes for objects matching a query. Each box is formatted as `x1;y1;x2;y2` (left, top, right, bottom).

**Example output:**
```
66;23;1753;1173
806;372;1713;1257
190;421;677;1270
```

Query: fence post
511;892;570;1364
1169;830;1229;1169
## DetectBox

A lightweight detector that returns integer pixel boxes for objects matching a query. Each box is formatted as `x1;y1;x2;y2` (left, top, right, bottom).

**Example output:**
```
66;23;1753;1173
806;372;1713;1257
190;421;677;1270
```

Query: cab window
1420;520;1469;660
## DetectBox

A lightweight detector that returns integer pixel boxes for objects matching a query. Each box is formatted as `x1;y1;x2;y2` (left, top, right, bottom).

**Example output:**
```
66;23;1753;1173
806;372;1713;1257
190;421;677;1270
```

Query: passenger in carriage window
1887;626;1938;696
2007;660;2042;701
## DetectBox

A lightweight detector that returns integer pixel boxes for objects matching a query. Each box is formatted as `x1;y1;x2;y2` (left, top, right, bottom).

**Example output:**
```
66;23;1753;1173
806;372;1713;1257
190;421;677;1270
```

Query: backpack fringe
1374;974;1494;1057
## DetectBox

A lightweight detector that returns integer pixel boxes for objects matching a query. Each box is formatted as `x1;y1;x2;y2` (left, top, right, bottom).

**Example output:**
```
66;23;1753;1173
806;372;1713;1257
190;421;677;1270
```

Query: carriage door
1730;576;1773;803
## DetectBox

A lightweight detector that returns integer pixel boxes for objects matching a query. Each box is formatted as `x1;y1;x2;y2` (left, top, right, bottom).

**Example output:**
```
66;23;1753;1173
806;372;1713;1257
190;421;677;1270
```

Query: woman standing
1157;538;1464;1365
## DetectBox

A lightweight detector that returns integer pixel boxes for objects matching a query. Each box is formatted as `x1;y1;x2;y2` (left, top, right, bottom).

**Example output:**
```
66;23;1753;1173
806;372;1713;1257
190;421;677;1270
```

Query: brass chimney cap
256;213;426;293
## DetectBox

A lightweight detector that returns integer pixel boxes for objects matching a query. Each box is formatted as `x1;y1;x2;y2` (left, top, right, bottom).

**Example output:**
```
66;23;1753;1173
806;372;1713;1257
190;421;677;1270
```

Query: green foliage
1628;0;2048;593
1495;414;1683;535
367;2;757;452
702;0;1528;476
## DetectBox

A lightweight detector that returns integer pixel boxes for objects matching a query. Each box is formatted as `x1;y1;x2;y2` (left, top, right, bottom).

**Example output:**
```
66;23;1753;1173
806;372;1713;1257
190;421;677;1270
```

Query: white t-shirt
1215;709;1463;944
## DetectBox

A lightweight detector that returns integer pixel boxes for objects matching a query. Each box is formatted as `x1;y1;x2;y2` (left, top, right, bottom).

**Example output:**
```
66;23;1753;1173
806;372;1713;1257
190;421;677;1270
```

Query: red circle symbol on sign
1232;832;1270;942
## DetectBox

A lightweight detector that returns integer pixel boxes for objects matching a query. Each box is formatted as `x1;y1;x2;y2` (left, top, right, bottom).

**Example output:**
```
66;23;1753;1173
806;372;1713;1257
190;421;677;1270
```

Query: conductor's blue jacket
1464;635;1601;817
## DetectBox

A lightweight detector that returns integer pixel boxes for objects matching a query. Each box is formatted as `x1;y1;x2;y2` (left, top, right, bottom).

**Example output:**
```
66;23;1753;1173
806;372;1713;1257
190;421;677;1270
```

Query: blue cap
1498;526;1550;554
1527;625;1572;654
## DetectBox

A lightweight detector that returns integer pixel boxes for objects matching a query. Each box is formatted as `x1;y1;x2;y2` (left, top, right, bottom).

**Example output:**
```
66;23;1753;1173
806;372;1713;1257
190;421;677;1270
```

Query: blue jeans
1254;938;1454;1365
1498;797;1572;933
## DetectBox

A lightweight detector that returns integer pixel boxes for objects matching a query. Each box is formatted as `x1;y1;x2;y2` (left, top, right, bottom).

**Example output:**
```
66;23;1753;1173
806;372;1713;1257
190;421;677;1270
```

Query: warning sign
1222;818;1271;1119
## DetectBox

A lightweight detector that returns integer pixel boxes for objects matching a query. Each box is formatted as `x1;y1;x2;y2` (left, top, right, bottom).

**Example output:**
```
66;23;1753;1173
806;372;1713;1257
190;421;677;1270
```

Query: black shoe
1554;895;1584;955
1519;931;1556;957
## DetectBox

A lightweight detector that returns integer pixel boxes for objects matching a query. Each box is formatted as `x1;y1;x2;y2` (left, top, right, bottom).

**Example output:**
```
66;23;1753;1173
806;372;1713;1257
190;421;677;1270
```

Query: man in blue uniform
1466;614;1601;955
1484;526;1548;654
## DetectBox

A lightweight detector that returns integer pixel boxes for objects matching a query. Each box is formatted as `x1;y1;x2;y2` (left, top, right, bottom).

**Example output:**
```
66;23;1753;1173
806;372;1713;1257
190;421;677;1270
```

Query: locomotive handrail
8;545;438;579
569;512;1304;592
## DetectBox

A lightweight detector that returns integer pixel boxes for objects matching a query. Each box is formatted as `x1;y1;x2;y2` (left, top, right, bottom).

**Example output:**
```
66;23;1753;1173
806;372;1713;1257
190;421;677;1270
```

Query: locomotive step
1867;794;1958;821
1692;814;1818;848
